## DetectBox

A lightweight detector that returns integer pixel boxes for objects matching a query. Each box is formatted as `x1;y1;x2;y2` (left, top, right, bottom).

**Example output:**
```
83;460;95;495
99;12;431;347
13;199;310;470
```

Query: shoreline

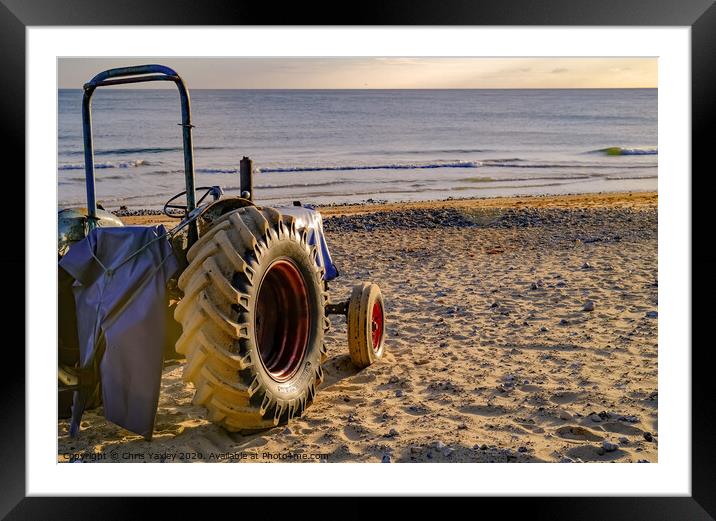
116;191;657;226
317;191;657;216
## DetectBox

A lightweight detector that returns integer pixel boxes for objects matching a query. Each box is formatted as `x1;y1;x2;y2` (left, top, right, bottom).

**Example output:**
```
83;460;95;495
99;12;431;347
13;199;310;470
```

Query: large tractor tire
174;206;330;431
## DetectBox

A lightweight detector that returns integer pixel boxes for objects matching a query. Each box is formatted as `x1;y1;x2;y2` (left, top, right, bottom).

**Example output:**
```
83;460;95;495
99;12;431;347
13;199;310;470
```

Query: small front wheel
347;283;385;368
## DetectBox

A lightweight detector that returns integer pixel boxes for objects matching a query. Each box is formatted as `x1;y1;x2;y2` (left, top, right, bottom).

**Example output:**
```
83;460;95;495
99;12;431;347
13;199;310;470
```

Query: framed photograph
4;0;712;517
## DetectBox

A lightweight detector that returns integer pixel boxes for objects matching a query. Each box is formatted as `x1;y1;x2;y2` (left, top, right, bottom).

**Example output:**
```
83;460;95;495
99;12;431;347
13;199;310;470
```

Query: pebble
381;454;391;463
387;428;399;437
643;432;654;442
590;413;602;423
559;319;570;326
116;205;656;242
582;300;595;312
395;390;404;398
602;441;618;452
619;437;629;445
114;208;176;217
581;262;592;269
540;326;549;332
559;410;572;421
457;423;468;430
435;441;447;450
645;311;658;318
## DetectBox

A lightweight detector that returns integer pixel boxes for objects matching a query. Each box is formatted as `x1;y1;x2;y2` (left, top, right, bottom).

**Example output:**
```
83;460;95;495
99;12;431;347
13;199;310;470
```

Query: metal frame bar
325;300;349;316
81;64;198;243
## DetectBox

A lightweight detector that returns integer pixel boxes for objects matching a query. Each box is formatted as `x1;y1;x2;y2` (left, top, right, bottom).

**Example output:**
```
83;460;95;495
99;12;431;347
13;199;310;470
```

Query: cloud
500;67;532;74
58;57;657;89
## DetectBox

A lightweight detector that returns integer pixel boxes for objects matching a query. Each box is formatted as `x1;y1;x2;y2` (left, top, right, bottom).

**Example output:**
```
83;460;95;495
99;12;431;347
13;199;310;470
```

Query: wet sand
58;192;658;463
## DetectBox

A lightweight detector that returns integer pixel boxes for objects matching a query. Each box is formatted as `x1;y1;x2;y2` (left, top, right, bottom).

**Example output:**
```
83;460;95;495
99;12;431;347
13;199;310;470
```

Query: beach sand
58;192;658;463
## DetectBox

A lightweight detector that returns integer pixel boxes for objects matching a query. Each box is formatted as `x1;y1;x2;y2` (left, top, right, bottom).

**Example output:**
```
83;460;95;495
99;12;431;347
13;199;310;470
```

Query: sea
58;88;657;209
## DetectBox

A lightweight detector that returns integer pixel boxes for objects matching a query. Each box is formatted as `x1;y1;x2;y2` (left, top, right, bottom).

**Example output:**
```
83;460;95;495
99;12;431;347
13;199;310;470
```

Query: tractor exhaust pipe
239;156;253;201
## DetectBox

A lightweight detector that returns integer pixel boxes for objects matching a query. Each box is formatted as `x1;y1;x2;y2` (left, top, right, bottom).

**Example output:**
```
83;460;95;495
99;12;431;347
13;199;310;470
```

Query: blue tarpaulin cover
59;225;178;440
276;205;338;281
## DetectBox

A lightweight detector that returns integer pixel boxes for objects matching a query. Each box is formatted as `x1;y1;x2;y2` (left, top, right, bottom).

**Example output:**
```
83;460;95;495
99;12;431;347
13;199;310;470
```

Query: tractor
58;65;386;439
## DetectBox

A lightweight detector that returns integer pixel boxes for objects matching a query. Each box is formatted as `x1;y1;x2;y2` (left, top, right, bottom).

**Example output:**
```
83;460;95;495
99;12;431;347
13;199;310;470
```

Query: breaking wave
197;167;239;174
62;145;226;156
256;161;482;174
590;147;658;156
361;147;492;156
481;159;652;170
58;159;151;170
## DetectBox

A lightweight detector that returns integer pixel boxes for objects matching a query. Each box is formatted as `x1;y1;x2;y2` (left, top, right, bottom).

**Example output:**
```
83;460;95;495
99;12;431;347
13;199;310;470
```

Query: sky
58;57;657;89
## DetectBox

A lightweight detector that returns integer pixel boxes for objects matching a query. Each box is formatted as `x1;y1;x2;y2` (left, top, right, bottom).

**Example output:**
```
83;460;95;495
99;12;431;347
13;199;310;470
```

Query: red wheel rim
370;300;384;352
254;259;310;382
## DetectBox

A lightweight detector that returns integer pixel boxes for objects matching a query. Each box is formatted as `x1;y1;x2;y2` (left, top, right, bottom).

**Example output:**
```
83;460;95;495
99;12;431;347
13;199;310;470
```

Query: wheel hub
370;300;384;352
255;259;310;381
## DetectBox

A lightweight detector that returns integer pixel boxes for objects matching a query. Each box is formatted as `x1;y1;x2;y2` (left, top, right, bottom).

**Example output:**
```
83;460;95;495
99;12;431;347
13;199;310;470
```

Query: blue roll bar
82;64;198;242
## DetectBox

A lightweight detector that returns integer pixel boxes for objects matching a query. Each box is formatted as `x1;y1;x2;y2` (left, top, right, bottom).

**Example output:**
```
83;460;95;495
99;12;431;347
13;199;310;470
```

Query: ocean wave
361;148;492;156
197;158;655;175
604;175;658;180
96;147;178;156
256;161;483;174
590;147;658;156
197;167;239;174
220;180;349;191
62;145;225;156
481;161;651;170
58;159;151;170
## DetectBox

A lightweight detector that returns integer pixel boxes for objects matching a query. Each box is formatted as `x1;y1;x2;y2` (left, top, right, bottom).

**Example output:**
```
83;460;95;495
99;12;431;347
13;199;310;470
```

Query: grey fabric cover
59;225;178;440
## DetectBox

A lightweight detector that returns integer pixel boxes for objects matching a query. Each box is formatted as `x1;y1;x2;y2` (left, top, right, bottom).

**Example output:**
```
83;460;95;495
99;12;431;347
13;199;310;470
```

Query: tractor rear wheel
174;206;329;431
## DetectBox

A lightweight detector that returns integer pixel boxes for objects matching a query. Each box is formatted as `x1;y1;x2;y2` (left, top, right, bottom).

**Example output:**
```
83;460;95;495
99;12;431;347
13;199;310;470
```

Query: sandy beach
58;191;658;463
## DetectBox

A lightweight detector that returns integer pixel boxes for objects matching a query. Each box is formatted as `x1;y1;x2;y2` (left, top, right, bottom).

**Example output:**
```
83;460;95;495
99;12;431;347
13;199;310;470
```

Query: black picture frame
3;0;712;518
